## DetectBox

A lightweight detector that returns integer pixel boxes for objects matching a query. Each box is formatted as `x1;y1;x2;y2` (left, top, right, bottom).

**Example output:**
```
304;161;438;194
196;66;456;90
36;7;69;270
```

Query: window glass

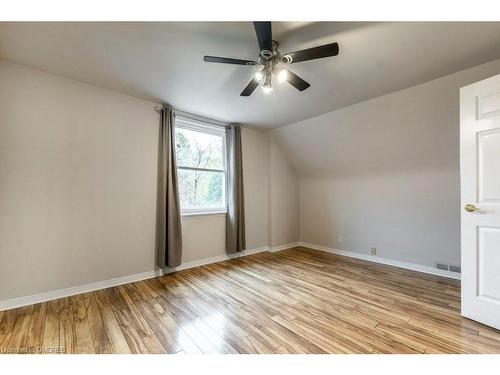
175;121;226;213
176;127;223;169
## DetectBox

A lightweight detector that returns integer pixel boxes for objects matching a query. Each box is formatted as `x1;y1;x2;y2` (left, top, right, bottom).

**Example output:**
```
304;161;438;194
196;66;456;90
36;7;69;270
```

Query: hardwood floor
1;247;500;354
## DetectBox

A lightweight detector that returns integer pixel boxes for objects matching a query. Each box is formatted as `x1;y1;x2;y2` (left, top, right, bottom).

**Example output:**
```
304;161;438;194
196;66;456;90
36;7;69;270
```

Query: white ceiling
1;22;500;129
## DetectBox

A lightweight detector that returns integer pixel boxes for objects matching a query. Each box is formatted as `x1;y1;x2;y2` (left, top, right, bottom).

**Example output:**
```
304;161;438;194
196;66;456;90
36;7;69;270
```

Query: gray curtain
157;107;183;268
226;125;246;253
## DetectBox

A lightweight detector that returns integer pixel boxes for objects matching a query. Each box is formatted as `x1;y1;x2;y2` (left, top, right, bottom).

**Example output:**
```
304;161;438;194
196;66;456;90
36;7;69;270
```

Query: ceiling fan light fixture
277;69;288;83
282;55;293;64
254;69;265;83
262;85;273;93
262;72;272;93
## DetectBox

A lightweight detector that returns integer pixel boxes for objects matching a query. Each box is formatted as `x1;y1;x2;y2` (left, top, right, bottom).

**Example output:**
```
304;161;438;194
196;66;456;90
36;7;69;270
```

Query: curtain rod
154;105;234;129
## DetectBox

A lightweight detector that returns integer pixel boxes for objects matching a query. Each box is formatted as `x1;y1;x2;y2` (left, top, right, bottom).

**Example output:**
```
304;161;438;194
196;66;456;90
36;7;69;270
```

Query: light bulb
262;85;273;93
262;72;272;93
278;69;288;83
254;70;264;82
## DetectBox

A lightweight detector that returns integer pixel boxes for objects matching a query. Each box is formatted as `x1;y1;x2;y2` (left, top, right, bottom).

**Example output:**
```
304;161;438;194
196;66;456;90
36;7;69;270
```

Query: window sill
181;211;227;219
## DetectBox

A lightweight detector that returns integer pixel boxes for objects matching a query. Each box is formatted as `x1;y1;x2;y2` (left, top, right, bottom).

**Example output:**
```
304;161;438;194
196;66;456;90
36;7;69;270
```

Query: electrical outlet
338;234;344;243
370;247;377;256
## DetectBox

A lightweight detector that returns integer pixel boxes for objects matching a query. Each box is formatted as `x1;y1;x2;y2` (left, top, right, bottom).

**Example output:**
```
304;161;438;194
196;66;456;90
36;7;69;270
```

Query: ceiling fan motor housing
258;41;287;77
260;39;279;59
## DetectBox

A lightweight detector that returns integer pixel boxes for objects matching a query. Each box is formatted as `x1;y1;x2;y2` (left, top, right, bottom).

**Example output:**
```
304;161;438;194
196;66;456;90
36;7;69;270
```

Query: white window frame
174;116;227;216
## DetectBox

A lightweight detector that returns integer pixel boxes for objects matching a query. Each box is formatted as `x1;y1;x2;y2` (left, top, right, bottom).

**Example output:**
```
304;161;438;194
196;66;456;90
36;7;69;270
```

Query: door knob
464;204;480;212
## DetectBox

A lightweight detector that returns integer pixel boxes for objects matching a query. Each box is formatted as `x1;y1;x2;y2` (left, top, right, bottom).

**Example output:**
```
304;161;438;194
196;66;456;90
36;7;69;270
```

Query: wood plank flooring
1;247;500;354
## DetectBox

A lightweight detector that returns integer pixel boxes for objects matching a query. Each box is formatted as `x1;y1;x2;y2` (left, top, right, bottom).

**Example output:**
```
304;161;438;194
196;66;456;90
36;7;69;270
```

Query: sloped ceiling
271;58;500;178
1;22;500;129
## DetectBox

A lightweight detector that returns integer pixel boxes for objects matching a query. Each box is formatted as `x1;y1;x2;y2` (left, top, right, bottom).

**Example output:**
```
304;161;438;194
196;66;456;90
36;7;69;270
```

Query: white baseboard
0;269;164;312
0;246;270;311
162;246;270;274
270;242;300;252
298;242;461;280
1;242;458;311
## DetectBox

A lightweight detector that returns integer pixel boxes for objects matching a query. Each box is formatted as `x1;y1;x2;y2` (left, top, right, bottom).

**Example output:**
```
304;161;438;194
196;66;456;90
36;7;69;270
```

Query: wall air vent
435;263;449;271
435;262;461;273
449;265;461;273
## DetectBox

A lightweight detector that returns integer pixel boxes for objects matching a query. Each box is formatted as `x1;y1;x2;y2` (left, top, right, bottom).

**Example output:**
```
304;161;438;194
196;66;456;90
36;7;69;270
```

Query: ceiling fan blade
253;22;272;53
240;79;260;96
204;56;258;65
286;70;311;91
283;42;339;64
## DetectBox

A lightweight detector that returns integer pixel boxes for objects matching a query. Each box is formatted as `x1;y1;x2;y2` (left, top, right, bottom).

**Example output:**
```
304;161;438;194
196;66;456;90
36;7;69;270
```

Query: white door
461;74;500;330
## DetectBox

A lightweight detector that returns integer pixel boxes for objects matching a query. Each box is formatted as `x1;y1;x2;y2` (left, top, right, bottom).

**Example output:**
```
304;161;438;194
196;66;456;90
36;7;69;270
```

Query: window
175;117;226;214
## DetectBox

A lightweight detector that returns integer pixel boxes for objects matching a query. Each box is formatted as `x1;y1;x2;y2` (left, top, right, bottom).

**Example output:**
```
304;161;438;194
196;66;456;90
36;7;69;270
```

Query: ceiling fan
203;22;339;96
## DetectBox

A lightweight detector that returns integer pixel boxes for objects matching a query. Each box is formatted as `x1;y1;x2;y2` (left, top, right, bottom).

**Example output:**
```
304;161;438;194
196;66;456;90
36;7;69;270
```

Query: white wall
269;135;299;247
0;61;159;300
180;127;271;262
242;127;271;250
0;60;273;302
272;58;500;268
